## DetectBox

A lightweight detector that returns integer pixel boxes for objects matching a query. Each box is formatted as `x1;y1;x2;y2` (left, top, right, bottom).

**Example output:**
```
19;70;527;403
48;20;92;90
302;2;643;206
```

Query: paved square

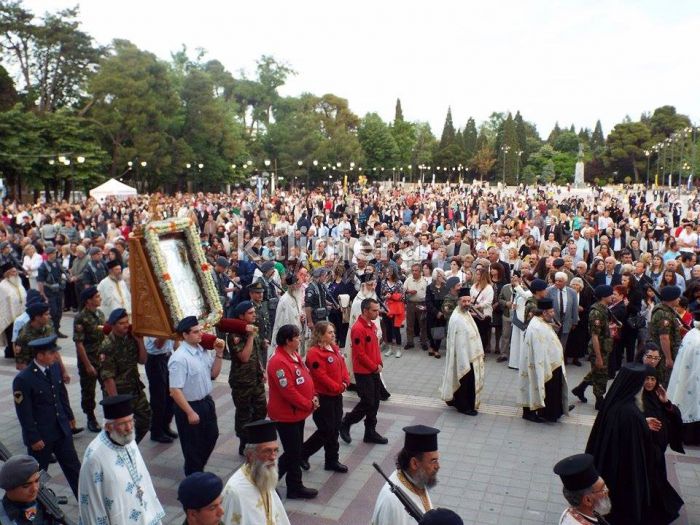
0;314;697;524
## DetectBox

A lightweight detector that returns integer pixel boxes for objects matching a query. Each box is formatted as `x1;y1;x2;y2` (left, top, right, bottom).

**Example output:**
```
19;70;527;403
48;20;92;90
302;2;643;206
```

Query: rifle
0;439;77;525
372;462;424;523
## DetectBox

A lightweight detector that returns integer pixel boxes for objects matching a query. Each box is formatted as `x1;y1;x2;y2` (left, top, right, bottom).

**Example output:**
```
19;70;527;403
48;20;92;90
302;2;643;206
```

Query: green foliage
591;120;605;155
603;121;652;183
553;130;579;154
648;105;691;141
0;63;17;109
547;122;562;145
462;117;478;163
358;112;398;171
438;106;455;149
470;144;496;182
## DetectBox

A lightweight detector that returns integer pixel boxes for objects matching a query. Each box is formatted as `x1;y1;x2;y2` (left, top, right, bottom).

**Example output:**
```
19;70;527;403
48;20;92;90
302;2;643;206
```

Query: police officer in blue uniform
36;247;67;338
12;335;81;499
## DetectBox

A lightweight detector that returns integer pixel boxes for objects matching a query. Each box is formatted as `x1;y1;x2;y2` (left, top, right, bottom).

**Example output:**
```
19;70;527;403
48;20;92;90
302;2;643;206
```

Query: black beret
178;472;223;510
107;308;128;325
530;279;547;292
80;286;98;303
25;289;42;306
260;261;275;273
552;258;565;268
233;301;254;318
216;257;229;268
26;302;49;318
660;286;681;302
0;455;40;491
175;316;198;333
419;508;464;525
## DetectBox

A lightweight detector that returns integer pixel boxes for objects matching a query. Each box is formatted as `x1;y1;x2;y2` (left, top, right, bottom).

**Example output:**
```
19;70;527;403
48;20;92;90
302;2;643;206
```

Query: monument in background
574;143;585;187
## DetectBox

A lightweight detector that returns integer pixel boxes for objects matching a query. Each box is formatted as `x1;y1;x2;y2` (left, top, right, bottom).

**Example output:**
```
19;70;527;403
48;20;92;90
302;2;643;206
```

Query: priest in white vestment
0;263;26;351
372;425;440;525
222;419;290;525
78;395;164;525
97;260;131;320
668;313;700;445
518;297;569;423
270;274;305;358
508;281;532;370
440;289;485;415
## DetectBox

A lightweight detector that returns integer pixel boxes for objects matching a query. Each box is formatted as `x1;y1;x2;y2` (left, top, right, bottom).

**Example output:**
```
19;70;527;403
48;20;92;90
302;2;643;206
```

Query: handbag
627;313;646;330
431;326;446;340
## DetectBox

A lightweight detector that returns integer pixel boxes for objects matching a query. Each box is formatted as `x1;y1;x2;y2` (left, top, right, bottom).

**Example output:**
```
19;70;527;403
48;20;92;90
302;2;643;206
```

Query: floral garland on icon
143;217;223;329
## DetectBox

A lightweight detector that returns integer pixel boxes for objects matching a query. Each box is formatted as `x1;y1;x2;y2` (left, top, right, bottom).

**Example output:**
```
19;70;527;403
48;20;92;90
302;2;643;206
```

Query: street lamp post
645;150;650;189
516;150;523;184
501;145;510;185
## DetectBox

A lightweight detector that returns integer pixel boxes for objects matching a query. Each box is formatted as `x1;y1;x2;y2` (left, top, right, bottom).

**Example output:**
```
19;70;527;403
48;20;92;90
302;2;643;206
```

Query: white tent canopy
89;178;137;202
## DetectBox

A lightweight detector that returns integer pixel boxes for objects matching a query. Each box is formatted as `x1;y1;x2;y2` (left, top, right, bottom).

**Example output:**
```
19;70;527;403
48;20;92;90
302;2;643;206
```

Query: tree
470;144;496;183
0;63;17;109
501;113;519;184
591;120;605;154
462;117;478;163
391;98;416;176
541;159;556;183
86;40;181;186
0;2;102;112
648;105;691;141
394;98;403;122
358;112;398;172
547;122;562;145
411;122;436;175
438;106;456;149
553;129;579;154
603;121;652;183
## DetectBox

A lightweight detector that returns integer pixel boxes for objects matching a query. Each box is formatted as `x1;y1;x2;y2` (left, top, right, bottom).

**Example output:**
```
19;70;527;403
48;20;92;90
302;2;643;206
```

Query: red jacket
267;347;315;423
350;316;382;374
306;344;350;396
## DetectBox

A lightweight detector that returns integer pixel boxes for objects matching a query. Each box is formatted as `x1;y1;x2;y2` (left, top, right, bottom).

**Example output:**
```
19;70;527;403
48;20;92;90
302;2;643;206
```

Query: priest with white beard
518;297;570;424
78;395;165;525
270;273;305;357
97;260;131;320
667;305;700;445
371;425;440;525
440;288;485;416
221;419;290;525
0;262;26;356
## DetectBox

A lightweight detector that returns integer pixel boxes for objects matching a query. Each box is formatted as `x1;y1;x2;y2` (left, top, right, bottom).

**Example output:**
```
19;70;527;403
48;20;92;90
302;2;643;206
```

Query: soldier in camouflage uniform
227;301;267;454
98;308;151;443
73;286;105;432
15;303;55;369
247;280;271;367
648;285;682;386
524;279;549;326
441;277;461;323
571;285;614;410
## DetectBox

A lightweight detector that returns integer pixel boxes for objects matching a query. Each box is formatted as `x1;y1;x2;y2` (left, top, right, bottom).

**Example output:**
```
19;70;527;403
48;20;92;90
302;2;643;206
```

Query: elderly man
547;272;579;349
78;395;165;524
441;288;485;416
553;453;611;524
97;259;131;320
221;419;290;525
519;298;570;423
372;425;441;525
178;472;224;525
169;316;226;475
270;273;305;357
404;263;429;351
0;261;26;358
79;246;108;289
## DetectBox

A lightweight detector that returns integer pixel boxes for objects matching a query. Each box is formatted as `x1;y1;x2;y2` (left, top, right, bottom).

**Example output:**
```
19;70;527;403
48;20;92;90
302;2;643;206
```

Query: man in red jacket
340;298;388;445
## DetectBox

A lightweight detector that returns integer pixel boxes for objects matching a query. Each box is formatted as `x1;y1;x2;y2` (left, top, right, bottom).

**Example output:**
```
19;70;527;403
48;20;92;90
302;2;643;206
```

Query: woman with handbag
380;268;405;358
426;268;447;358
470;261;494;353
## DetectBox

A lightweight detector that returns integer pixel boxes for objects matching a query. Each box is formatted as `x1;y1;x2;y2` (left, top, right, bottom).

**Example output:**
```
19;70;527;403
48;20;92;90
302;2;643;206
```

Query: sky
17;0;700;137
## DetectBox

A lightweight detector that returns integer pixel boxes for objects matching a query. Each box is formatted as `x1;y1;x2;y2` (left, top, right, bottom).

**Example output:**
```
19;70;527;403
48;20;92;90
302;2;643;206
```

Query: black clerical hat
419;508;464;525
100;394;134;420
553;453;599;491
537;298;554;310
458;287;471;297
403;425;440;453
245;419;277;444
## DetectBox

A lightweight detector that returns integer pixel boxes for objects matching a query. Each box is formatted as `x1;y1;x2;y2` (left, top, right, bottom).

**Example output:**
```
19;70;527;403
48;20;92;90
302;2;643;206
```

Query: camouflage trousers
584;348;610;399
230;381;267;442
77;353;102;418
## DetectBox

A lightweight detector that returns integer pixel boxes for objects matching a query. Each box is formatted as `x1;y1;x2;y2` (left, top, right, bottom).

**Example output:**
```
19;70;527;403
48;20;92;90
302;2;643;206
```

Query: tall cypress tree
394;98;404;123
591;120;605;154
547;122;562;145
501;112;519;185
439;106;456;149
463;117;478;162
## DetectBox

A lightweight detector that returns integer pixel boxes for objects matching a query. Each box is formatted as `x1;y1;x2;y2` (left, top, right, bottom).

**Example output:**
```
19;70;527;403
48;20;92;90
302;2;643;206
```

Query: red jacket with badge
305;343;350;396
350;316;383;374
267;347;316;423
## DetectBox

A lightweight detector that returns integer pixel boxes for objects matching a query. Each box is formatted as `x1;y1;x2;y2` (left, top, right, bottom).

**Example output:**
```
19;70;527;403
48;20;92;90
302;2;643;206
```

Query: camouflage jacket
73;307;105;353
98;333;143;393
441;294;458;323
15;323;55;366
649;303;681;356
228;333;265;387
588;302;612;352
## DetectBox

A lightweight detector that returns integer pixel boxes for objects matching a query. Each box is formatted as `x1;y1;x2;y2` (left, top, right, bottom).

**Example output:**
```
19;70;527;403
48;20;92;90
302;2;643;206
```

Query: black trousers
145;353;174;437
46;293;62;334
474;316;492;352
30;434;80;499
174;396;219;475
3;322;13;358
344;373;380;432
302;394;342;464
277;419;306;491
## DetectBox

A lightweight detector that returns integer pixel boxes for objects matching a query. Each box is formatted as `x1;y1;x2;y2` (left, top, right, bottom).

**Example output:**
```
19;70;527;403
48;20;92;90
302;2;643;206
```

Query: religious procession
0;177;697;525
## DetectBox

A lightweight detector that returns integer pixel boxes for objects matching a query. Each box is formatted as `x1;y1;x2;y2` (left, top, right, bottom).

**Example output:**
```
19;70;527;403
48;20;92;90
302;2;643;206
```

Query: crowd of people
0;180;698;524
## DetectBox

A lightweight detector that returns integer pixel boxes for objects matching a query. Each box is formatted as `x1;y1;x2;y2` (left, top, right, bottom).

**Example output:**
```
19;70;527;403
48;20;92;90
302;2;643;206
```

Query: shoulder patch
276;369;285;378
295;368;301;377
279;378;288;388
13;391;23;405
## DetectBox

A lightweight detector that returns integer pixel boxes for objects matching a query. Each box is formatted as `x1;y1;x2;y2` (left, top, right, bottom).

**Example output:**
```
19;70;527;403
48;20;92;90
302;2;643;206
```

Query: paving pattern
0;313;697;524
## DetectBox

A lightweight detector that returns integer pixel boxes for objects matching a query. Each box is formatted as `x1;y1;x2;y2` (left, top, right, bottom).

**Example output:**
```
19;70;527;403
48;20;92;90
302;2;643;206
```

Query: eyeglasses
590;486;609;495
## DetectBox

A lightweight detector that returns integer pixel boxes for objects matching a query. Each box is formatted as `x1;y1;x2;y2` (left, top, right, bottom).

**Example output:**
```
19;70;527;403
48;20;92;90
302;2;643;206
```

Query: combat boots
571;381;591;403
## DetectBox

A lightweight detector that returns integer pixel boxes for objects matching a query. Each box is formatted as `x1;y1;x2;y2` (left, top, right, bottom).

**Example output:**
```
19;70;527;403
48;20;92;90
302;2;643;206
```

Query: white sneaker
383;347;394;357
395;348;402;358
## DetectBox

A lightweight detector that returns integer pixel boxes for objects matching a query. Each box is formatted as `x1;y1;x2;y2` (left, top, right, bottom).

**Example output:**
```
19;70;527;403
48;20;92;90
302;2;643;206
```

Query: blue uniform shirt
168;342;214;401
144;337;175;356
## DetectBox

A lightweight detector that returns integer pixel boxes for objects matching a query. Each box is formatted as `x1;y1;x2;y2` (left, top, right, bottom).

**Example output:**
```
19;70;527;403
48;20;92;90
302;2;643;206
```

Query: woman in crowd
426;268;447;358
648;254;665;288
22;244;42;290
327;265;356;348
470;260;494;353
489;264;506;356
301;322;349;474
380;266;405;358
660;268;684;294
445;257;465;282
267;324;319;499
566;277;594;366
